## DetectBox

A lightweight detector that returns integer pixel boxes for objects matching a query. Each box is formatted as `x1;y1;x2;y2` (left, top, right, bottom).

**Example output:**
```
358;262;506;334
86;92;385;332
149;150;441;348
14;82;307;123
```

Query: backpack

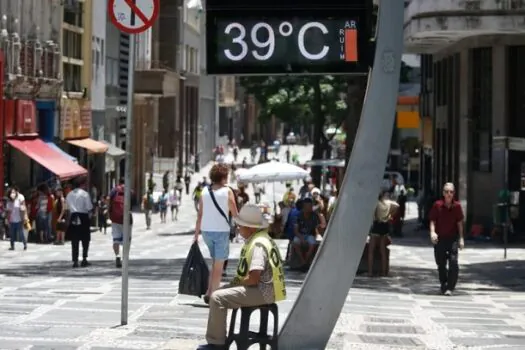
110;185;125;224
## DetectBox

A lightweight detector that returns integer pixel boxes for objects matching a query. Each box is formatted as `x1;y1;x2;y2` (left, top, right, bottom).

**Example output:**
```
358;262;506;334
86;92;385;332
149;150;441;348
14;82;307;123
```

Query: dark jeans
36;214;51;240
68;213;91;262
9;221;26;248
434;238;459;292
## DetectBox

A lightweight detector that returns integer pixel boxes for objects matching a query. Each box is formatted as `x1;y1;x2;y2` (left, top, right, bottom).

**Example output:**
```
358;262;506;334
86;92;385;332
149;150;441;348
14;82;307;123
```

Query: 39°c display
206;13;371;75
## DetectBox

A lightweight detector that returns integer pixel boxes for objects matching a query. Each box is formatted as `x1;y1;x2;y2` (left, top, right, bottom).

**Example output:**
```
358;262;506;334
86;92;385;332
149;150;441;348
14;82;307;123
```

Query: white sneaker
444;290;452;296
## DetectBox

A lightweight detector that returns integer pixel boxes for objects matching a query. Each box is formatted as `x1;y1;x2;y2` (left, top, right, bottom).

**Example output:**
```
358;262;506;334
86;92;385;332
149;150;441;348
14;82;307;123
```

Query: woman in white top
194;164;238;304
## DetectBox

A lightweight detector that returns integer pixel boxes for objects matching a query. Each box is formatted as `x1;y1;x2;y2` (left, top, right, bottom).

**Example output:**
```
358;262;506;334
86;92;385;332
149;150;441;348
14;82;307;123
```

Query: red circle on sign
109;0;159;34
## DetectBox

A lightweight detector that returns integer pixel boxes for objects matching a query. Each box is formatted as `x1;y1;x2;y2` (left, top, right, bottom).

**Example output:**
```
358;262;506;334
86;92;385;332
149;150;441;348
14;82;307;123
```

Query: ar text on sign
339;21;358;62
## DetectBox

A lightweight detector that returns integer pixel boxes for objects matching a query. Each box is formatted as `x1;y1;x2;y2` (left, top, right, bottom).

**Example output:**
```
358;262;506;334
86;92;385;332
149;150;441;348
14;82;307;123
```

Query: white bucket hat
233;203;269;229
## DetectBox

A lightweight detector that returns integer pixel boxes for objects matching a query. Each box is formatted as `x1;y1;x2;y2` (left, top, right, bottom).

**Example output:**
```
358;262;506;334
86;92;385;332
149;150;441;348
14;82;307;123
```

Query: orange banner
344;29;358;62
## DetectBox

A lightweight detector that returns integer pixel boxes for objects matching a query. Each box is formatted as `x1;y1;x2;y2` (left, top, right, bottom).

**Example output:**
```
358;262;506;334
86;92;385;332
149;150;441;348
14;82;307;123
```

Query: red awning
7;138;88;180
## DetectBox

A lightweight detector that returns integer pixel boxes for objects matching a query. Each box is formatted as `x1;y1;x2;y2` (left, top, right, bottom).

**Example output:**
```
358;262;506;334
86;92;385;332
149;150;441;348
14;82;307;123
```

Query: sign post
109;0;159;326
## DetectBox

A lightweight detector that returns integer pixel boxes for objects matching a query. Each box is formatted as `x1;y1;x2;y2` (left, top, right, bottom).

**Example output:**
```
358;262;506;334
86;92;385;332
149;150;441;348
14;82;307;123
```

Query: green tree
240;75;348;184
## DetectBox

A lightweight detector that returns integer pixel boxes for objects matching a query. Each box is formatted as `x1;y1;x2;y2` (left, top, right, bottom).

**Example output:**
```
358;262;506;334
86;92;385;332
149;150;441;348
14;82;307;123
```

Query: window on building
184;45;189;72
63;62;82;92
92;48;95;77
469;47;492;172
186;7;201;32
101;39;105;65
190;48;195;73
63;0;83;27
105;57;120;87
219;77;235;105
63;29;82;60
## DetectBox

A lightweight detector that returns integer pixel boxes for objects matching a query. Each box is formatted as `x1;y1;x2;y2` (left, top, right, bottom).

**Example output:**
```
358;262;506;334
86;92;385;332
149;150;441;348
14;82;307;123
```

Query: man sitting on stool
200;204;287;350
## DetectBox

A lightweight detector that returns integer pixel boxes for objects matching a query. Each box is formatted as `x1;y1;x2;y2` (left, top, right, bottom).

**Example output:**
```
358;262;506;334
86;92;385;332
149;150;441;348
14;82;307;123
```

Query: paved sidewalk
0;162;525;348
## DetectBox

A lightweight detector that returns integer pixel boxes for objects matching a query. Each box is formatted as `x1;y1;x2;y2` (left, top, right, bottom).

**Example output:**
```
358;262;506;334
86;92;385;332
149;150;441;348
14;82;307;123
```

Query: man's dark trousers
434;237;459;292
69;213;91;262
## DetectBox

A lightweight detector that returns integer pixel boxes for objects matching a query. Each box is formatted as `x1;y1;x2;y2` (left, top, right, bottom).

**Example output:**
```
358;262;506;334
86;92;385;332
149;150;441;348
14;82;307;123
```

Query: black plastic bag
178;242;209;297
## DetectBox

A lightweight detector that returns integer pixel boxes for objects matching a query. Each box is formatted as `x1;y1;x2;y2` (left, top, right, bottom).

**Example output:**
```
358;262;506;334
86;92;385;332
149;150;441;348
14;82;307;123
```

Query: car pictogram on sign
109;0;159;34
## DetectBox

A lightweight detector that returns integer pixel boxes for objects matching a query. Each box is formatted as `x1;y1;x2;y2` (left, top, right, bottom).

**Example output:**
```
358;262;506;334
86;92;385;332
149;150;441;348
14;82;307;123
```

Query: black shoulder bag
208;186;236;240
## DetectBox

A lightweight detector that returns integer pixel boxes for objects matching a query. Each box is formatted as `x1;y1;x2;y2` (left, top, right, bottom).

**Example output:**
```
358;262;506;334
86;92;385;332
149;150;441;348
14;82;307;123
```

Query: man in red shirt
429;182;465;296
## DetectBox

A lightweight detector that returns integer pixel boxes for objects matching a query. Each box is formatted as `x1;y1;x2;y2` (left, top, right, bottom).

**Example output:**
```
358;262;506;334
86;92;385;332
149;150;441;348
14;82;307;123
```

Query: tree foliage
240;75;349;128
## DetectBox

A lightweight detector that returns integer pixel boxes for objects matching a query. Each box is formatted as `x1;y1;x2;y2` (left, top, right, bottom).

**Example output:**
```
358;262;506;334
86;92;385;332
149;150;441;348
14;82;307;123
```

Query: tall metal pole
121;32;135;326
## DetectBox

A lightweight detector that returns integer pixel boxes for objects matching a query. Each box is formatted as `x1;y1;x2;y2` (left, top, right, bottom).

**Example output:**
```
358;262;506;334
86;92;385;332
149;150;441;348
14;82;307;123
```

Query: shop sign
61;99;92;139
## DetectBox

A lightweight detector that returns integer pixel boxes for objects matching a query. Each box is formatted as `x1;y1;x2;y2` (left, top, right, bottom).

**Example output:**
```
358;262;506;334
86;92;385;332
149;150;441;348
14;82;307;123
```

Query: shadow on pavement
391;219;525;251
2;254;524;296
351;260;525;295
156;230;194;237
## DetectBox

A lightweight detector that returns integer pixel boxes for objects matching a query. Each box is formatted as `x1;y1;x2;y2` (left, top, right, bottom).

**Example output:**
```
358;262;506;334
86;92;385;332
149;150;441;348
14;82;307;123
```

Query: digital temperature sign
206;1;371;75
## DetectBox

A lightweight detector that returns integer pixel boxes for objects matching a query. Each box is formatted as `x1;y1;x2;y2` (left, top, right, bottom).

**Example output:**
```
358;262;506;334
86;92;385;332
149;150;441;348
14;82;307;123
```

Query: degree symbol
279;22;293;37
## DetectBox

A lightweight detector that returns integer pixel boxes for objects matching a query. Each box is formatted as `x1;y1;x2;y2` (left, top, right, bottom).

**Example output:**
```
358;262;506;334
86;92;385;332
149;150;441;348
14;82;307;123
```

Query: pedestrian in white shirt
169;187;180;221
66;176;93;268
6;186;27;251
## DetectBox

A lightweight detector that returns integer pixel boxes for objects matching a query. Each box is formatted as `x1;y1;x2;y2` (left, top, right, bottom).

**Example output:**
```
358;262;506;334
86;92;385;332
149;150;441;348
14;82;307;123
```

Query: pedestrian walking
36;184;53;243
194;164;239;304
6;186;27;251
142;190;154;230
158;190;169;223
169;186;180;221
193;183;203;212
53;187;67;245
97;195;109;234
66;176;93;268
429;182;465;296
109;178;132;268
175;175;184;198
0;198;6;241
184;173;191;195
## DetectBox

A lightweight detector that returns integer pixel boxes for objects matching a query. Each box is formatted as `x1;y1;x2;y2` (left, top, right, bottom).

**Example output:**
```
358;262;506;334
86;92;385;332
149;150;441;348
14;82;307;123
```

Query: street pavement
0;148;525;349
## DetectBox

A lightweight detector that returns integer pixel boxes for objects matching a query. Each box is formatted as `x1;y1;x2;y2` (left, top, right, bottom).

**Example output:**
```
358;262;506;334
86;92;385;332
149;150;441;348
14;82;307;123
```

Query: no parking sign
109;0;159;34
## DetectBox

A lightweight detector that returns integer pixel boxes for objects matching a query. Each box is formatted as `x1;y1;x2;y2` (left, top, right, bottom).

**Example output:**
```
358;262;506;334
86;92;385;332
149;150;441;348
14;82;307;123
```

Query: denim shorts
201;231;230;260
293;234;317;245
112;223;132;244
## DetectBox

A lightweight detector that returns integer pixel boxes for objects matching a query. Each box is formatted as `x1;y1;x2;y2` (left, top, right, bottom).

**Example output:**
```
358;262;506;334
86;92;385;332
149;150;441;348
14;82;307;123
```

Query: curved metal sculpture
279;2;405;349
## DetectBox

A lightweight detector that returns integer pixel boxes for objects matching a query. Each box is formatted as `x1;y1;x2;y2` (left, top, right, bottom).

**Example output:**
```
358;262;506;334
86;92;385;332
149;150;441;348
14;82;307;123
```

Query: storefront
102;141;126;194
4;99;87;192
60;98;109;190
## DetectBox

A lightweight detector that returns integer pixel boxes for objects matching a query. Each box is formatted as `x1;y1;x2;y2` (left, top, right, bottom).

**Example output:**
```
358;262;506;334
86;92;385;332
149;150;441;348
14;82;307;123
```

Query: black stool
226;303;279;350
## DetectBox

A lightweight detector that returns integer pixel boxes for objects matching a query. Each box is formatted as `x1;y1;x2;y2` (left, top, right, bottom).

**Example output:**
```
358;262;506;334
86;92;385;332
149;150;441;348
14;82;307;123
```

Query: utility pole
121;31;135;327
177;0;185;175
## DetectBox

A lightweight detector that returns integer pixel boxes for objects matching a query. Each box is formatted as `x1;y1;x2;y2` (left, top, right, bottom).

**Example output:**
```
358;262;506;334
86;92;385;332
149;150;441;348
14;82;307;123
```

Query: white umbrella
238;161;308;183
234;168;249;182
325;127;343;135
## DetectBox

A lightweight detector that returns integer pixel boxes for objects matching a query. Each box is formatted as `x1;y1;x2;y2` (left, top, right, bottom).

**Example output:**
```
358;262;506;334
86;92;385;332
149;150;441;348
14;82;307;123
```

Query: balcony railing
406;0;525;21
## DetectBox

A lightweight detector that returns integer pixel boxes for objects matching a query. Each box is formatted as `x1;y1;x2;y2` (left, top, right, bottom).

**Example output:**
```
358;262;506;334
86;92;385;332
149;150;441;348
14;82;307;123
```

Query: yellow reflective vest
235;231;286;302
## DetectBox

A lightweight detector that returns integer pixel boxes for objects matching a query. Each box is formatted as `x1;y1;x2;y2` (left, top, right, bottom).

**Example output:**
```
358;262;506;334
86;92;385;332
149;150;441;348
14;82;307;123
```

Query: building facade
60;0;108;192
1;0;70;194
180;1;201;171
133;0;179;197
198;7;219;166
101;4;128;193
405;0;525;231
